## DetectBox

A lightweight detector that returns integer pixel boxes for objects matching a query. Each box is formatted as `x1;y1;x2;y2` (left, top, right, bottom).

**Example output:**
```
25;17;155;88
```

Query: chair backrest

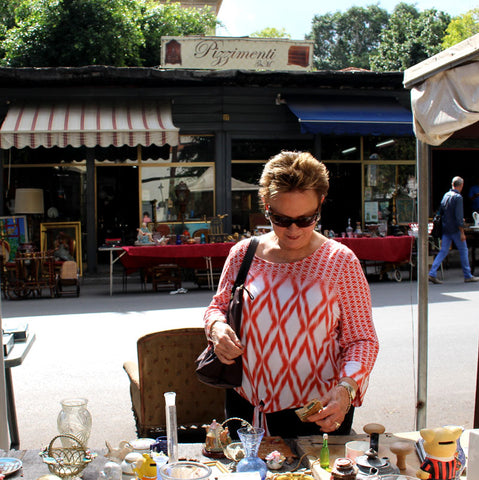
60;260;78;279
137;327;225;432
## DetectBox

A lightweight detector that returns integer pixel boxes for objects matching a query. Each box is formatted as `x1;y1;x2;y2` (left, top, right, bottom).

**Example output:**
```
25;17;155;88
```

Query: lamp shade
15;188;44;214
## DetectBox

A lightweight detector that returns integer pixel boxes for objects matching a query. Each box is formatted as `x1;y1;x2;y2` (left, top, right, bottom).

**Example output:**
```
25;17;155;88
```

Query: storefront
0;66;440;274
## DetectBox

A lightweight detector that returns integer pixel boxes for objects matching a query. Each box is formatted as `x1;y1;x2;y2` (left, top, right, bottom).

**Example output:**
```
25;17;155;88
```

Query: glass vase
236;427;268;480
57;398;92;447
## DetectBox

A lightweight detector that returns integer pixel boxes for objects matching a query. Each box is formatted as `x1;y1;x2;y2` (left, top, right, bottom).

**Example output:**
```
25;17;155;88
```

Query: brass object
41;434;94;480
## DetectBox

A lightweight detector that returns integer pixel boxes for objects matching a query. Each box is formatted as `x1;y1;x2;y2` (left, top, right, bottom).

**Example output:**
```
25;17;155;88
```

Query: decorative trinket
265;450;286;470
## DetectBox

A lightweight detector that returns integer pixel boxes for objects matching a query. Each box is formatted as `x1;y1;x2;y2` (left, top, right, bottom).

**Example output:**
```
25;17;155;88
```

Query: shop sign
160;36;313;71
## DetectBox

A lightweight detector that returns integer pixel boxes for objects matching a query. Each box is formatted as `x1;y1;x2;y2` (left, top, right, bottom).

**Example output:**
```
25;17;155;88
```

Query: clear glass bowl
158;461;212;480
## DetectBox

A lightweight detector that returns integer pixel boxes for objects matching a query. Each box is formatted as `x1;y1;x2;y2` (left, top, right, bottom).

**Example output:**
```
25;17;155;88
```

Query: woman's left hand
306;386;351;432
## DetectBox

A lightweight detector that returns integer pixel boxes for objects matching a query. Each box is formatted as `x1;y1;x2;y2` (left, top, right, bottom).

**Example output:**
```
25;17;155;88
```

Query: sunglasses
266;205;320;228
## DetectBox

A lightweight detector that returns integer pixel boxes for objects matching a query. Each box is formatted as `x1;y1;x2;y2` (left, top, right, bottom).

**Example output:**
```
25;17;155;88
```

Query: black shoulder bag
195;237;259;388
431;207;443;238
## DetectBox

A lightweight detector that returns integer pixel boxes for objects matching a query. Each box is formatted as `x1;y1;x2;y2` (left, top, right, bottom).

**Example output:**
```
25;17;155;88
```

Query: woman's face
266;190;321;251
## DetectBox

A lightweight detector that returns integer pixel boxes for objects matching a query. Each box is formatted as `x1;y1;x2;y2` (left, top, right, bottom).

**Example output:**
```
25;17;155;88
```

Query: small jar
331;458;357;480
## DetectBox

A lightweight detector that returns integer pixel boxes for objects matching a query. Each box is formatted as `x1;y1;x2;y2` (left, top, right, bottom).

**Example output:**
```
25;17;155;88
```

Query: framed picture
40;221;82;275
0;215;28;261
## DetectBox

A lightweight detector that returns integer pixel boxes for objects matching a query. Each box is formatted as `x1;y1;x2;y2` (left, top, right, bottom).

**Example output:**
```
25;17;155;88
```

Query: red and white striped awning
0;102;179;149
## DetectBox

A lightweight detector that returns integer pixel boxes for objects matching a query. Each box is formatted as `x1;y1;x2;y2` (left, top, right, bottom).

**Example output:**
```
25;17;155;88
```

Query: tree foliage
1;0;217;67
442;9;479;49
250;27;291;38
307;5;389;70
369;3;451;71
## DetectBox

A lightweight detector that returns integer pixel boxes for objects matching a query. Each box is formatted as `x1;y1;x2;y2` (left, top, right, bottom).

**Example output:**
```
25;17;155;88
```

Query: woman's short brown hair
259;151;329;203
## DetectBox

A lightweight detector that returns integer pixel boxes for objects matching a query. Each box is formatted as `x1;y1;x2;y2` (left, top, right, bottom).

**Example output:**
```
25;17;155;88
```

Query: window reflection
141;166;214;223
363;137;415;161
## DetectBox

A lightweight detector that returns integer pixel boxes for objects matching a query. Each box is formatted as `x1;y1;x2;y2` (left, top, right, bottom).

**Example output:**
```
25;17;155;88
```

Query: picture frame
0;215;29;261
40;221;82;275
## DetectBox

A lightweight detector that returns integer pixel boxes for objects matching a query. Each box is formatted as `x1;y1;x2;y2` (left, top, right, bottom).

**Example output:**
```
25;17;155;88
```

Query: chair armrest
123;361;140;389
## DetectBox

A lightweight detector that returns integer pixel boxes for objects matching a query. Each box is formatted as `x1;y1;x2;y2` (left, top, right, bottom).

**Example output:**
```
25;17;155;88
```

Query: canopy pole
0;303;10;449
416;139;430;430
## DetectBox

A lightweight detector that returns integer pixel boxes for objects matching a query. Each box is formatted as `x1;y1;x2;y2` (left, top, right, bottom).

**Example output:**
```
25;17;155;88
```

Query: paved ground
1;265;478;451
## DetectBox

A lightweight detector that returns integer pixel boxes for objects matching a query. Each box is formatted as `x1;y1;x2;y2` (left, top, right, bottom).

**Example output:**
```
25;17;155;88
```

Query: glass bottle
320;433;330;471
346;219;353;238
57;398;92;447
236;427;268;480
355;222;362;235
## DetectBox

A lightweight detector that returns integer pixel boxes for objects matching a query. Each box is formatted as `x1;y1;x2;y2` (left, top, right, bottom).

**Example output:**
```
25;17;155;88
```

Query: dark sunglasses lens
271;214;293;227
295;216;317;227
270;212;317;228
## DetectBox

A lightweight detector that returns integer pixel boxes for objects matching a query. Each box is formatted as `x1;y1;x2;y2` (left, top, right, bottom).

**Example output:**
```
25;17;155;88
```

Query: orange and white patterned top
204;238;379;416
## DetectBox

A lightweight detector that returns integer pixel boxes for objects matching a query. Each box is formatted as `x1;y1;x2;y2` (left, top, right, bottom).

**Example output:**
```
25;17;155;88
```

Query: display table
98;243;235;295
297;430;471;479
334;235;414;263
0;445;221;480
1;431;473;480
334;235;414;281
102;243;235;293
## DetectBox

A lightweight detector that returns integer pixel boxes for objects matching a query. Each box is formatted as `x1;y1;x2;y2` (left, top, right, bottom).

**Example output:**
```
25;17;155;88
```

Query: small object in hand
295;399;323;422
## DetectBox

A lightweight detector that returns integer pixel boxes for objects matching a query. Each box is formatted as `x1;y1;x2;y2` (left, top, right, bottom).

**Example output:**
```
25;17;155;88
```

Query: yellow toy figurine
131;453;157;480
416;426;463;480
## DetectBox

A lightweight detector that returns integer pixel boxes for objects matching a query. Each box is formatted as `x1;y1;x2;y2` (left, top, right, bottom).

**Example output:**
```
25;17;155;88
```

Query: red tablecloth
334;235;414;263
119;243;235;272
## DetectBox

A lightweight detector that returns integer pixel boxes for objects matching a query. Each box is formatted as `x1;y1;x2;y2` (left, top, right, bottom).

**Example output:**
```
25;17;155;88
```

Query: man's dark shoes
429;275;443;284
465;276;479;283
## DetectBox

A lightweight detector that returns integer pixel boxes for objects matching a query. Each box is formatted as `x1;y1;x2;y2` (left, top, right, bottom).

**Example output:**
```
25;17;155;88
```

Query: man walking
429;176;479;284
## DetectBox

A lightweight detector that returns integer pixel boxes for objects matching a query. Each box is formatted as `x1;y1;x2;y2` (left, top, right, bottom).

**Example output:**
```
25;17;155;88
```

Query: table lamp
14;188;44;247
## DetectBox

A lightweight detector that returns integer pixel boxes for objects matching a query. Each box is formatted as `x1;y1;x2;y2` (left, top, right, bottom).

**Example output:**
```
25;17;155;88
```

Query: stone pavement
1;266;478;451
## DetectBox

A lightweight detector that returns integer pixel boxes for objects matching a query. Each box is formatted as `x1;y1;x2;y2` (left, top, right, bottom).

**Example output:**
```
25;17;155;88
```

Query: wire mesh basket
41;434;94;479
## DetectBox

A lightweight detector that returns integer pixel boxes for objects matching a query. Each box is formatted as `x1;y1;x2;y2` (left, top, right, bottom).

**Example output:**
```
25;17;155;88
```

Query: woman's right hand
210;321;244;365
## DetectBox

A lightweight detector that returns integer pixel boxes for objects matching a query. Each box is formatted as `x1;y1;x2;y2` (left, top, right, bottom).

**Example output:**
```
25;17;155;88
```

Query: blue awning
287;96;413;136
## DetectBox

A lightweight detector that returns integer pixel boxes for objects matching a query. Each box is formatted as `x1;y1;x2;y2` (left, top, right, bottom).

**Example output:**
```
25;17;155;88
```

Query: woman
204;151;379;436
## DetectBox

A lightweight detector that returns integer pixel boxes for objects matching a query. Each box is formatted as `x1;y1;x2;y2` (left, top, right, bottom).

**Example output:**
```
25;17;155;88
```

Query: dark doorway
97;166;139;251
431;149;479;222
322;163;362;234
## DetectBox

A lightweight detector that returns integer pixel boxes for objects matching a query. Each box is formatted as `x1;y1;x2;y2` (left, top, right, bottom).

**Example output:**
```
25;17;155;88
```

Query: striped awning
0;102;179;149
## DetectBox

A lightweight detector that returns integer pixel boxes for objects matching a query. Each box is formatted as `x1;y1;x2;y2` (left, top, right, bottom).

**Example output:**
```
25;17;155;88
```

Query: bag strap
232;237;259;293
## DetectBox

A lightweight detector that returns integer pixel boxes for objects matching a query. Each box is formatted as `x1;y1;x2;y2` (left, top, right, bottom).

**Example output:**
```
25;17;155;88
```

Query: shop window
232;138;314;161
321;136;361;160
364;163;416;225
8;146;87;164
141;165;214;227
231;163;263;232
363;137;415;161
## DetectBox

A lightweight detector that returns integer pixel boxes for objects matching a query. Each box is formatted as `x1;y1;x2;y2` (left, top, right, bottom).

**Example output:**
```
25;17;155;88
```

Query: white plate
469;226;479;230
0;458;22;476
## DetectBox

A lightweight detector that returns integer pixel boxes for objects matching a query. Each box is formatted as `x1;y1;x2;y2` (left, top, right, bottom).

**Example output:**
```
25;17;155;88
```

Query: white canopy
0;102;179;149
403;33;479;429
405;34;479;146
189;167;258;192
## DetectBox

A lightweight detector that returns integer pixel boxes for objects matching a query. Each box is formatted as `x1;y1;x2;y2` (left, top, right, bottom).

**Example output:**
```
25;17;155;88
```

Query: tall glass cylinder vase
236;427;267;480
57;398;92;447
164;392;178;463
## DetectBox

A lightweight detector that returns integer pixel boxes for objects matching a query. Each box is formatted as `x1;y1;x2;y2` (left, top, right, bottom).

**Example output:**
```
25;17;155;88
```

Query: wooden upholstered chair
56;260;80;297
123;328;225;441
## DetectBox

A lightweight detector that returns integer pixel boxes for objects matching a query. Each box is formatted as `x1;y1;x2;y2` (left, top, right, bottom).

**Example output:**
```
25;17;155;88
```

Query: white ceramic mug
345;440;370;462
